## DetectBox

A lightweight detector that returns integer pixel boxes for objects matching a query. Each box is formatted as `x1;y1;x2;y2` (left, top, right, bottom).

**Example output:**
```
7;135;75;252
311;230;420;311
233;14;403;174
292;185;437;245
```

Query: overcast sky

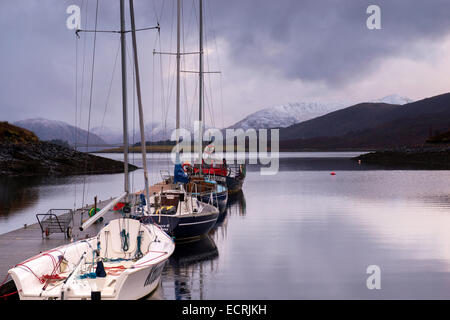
1;0;450;131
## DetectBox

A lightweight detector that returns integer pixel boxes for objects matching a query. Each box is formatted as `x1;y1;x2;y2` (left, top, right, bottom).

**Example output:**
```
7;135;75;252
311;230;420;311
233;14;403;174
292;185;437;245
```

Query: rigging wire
126;39;137;193
206;0;225;129
154;0;177;173
99;40;121;135
74;23;79;213
78;0;90;145
203;1;216;130
82;0;100;209
182;0;196;132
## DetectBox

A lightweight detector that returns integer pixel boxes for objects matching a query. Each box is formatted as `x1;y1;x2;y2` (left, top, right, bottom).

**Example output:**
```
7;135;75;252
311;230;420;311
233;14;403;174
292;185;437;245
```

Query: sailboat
183;150;246;195
160;0;229;210
7;0;175;300
185;176;228;214
173;0;246;195
136;0;221;240
8;217;174;300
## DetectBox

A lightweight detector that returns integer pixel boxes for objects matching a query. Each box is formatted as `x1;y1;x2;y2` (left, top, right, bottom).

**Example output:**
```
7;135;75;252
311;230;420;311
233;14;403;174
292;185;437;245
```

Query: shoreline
0;141;138;177
352;146;450;170
95;145;376;154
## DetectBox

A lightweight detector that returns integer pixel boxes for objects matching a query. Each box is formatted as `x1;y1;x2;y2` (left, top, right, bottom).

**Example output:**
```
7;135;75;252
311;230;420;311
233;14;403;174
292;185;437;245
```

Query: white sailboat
7;0;174;300
8;218;173;300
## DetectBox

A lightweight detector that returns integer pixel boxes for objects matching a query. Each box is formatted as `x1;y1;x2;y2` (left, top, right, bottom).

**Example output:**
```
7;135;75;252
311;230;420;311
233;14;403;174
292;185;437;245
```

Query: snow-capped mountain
368;94;413;105
13;118;107;146
228;95;413;130
90;126;123;145
92;121;206;144
228;102;348;130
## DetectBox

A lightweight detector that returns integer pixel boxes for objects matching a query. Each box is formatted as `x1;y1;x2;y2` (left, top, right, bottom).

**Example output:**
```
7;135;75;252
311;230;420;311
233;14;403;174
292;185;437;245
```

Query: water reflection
157;190;245;300
225;190;246;217
2;152;450;299
169;235;219;300
0;176;42;217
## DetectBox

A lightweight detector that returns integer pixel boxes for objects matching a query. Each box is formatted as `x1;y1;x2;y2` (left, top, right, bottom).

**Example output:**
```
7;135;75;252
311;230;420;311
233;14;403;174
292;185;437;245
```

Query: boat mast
129;0;150;207
176;0;181;141
198;0;204;173
120;0;130;196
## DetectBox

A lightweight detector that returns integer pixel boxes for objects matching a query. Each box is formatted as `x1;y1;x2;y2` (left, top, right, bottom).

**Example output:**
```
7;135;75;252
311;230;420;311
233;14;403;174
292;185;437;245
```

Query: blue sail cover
174;163;189;184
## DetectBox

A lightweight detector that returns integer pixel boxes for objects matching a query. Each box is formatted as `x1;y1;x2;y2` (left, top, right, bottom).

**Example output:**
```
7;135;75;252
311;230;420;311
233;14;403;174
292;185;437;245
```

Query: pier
0;198;116;283
0;181;177;284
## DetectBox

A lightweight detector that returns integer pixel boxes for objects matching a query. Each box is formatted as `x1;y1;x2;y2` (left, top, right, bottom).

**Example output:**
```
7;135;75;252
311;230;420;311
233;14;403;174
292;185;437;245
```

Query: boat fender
182;162;194;174
113;202;126;211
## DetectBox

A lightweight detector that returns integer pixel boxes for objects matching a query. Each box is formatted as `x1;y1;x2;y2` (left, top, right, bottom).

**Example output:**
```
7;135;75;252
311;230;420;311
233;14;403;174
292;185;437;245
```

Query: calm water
1;152;450;299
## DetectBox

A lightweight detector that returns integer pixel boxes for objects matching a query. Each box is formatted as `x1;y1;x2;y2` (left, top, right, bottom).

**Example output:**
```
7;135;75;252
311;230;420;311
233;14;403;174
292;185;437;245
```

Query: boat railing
160;170;173;184
195;161;244;180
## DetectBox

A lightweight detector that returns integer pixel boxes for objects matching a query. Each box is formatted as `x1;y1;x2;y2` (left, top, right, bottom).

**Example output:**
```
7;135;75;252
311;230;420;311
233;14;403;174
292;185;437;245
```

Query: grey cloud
1;0;450;127
209;0;450;84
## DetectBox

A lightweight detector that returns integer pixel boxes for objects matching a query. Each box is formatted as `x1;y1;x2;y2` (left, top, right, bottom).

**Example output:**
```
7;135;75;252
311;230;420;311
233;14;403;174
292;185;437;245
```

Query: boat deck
0;197;121;283
136;181;177;195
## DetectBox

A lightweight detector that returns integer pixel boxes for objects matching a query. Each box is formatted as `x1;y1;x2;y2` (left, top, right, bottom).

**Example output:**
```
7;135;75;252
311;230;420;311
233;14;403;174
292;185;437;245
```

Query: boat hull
141;212;219;241
8;219;174;300
202;175;244;194
115;260;167;300
198;190;228;214
58;260;167;300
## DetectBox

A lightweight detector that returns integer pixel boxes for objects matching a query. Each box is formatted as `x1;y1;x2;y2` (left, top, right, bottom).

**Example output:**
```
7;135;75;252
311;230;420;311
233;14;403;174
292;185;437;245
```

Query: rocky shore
0;141;138;176
353;146;450;170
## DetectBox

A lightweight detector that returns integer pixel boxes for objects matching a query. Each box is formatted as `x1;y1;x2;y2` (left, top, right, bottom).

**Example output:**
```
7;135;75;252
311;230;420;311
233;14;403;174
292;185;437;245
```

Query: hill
426;130;450;144
353;147;450;169
227;94;411;131
0;122;137;176
279;92;450;149
14;118;107;147
0;122;39;144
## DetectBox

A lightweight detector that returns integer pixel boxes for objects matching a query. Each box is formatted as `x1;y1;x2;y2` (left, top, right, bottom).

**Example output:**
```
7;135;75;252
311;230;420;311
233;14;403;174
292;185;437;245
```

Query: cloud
210;0;450;84
1;0;450;129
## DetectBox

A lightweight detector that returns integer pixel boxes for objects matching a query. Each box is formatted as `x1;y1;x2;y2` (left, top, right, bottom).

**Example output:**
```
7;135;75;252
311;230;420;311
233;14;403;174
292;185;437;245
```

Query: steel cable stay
155;0;222;145
124;35;137;193
205;0;225;129
73;0;161;206
151;0;177;174
73;0;89;214
81;0;100;210
98;40;121;137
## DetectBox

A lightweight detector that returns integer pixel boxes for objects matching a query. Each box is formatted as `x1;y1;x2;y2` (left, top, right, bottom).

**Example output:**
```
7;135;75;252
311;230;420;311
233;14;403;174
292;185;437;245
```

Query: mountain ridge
227;94;412;131
13;118;107;147
279;92;450;149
